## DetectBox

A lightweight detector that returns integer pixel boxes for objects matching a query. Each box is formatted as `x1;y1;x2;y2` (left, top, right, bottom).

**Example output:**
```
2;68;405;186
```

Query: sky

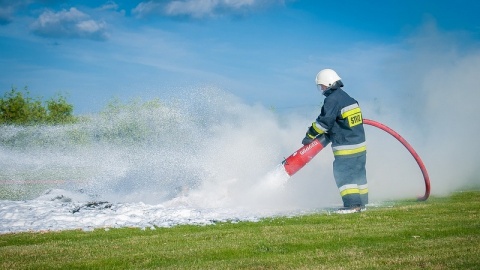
1;0;480;114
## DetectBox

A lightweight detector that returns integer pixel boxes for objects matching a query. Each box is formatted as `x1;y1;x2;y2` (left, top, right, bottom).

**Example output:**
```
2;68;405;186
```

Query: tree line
0;87;77;125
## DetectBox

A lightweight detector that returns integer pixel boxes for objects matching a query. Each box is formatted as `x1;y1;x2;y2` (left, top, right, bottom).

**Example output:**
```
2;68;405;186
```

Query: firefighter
302;69;368;213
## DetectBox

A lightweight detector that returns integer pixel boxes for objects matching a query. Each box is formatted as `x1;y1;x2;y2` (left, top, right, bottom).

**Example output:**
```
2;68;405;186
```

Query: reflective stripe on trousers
333;153;368;207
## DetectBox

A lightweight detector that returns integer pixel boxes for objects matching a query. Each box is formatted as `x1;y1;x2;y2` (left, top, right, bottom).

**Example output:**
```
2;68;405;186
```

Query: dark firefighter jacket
306;88;366;158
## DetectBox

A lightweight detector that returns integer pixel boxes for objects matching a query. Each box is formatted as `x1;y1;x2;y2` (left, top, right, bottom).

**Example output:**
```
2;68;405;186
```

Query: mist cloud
355;21;480;198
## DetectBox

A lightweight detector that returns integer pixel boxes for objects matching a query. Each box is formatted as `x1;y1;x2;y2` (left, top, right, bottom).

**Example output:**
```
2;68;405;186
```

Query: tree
46;94;75;124
0;87;76;125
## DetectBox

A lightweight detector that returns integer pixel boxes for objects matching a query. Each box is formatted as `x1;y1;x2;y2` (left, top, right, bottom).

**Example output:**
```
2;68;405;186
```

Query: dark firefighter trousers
333;153;368;208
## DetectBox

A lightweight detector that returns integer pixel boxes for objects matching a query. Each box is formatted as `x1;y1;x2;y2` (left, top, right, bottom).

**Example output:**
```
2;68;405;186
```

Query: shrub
0;87;76;125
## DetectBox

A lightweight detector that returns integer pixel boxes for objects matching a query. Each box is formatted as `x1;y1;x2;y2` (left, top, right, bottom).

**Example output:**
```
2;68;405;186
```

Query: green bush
0;87;77;125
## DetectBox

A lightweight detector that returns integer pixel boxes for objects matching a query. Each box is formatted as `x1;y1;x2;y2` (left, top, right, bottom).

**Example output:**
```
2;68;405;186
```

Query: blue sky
1;0;480;114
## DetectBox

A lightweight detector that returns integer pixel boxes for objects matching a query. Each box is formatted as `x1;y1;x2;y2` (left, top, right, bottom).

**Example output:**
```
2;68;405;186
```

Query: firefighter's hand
302;136;314;145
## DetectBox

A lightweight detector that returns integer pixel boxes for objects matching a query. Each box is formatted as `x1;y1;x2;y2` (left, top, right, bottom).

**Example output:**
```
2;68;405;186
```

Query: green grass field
1;190;479;269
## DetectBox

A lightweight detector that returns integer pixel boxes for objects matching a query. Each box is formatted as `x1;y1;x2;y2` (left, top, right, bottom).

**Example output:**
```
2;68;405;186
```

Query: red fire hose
281;119;431;201
363;119;430;201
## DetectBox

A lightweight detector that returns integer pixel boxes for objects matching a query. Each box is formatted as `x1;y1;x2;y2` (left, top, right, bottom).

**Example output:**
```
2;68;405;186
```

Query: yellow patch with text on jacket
341;104;363;128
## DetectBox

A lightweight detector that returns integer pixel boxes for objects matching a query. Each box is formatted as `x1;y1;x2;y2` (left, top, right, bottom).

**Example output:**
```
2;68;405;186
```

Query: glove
302;136;314;145
302;124;320;145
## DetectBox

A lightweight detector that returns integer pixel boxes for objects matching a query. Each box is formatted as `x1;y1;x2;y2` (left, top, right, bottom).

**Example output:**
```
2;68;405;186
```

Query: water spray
281;119;431;201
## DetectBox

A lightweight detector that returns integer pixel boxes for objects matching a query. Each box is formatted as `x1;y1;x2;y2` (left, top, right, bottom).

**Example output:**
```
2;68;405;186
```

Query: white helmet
315;69;341;87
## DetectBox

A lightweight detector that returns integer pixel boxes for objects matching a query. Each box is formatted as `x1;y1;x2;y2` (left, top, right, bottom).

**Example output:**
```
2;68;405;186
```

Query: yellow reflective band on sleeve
341;107;361;118
312;122;326;134
341;104;358;114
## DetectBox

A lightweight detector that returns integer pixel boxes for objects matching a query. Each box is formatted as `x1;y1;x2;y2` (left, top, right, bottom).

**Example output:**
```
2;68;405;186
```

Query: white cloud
0;0;67;24
131;1;163;18
31;7;108;41
98;1;120;11
133;0;286;18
